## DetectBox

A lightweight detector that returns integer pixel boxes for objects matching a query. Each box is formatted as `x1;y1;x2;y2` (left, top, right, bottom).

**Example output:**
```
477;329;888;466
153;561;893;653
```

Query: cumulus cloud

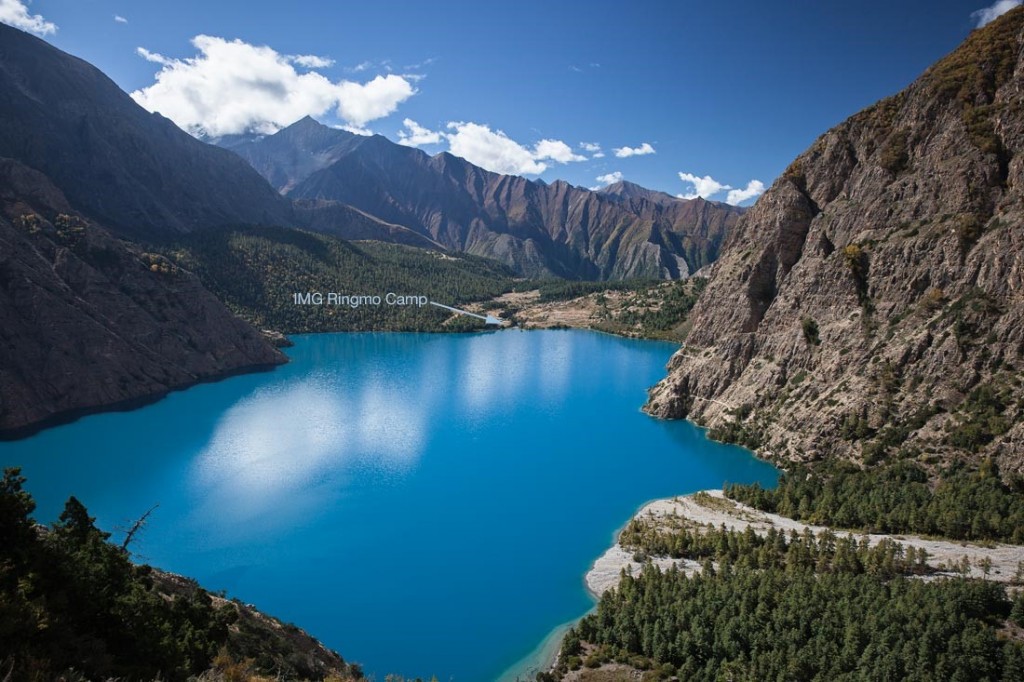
614;142;656;158
131;35;415;137
114;14;127;24
534;139;586;163
677;172;731;200
971;0;1021;27
678;172;765;205
0;0;56;35
289;54;334;68
726;180;766;205
580;142;606;158
397;120;586;173
590;171;624;190
397;118;443;146
445;122;548;175
432;122;583;175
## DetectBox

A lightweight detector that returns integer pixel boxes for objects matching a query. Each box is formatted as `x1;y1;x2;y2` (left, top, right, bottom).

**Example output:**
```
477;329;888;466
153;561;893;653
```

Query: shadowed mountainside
0;23;294;240
0;158;285;435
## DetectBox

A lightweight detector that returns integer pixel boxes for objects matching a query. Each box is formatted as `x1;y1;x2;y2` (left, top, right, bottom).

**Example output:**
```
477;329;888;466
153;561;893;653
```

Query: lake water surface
0;330;777;681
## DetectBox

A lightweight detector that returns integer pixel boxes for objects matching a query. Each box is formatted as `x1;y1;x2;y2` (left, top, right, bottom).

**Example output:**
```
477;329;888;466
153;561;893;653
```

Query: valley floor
475;290;608;331
587;489;1024;597
469;281;699;341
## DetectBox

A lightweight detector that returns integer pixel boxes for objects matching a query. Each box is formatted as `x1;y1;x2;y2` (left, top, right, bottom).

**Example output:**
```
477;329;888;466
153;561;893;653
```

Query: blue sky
2;0;1016;203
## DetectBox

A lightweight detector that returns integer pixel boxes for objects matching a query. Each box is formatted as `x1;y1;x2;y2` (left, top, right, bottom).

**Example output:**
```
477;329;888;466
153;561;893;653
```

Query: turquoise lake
0;330;777;681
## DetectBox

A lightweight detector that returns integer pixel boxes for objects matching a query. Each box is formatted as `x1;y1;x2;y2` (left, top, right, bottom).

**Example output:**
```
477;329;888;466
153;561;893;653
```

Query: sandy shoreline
585;489;1024;596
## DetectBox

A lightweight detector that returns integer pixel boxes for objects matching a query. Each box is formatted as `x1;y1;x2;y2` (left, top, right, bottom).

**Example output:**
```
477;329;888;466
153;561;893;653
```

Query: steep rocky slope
646;9;1024;473
227;118;742;279
0;159;285;435
293;198;442;249
0;24;293;239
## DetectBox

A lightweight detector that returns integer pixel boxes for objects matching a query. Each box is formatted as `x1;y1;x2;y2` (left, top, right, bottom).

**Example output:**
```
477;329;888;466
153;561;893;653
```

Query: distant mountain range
224;117;743;279
0;18;742;282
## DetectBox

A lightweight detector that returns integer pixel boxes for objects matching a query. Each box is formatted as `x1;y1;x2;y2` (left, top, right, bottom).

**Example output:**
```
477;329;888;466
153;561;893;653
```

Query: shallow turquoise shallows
0;330;777;681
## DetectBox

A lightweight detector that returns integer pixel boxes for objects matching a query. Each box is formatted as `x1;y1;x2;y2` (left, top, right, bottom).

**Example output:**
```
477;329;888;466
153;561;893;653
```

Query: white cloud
580;141;605;157
289;54;334;68
678;172;764;205
590;171;624;190
114;14;127;24
397;118;442;146
332;75;412;127
442;122;585;175
726;179;766;205
337;124;373;136
403;57;438;70
131;35;416;137
677;172;731;200
401;120;595;174
136;47;170;65
971;0;1021;27
0;0;56;35
534;139;586;163
614;142;656;158
445;122;548;175
346;59;394;74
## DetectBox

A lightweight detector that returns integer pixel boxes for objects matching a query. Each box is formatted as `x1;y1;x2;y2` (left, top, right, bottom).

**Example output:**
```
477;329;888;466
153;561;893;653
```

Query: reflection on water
459;333;522;414
0;330;778;682
192;380;350;523
188;331;583;529
537;331;574;403
192;375;433;524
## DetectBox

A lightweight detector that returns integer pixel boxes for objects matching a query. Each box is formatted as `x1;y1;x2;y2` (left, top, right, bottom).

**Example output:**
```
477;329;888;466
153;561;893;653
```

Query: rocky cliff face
227;119;743;279
646;9;1024;473
0;159;285;435
0;24;293;239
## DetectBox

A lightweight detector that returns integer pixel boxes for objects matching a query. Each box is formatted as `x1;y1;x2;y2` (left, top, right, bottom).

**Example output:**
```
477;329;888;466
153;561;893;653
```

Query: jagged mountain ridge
0;23;294;239
226;118;744;279
645;9;1024;472
597;179;688;205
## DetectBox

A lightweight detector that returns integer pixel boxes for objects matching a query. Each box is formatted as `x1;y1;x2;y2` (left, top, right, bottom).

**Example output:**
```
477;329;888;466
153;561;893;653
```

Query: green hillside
163;226;517;334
